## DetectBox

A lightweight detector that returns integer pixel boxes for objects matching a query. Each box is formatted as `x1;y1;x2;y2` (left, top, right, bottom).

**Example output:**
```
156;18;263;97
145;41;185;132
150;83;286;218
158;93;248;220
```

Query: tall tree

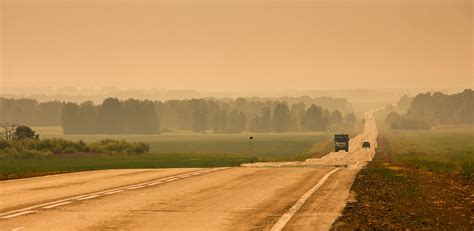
97;98;122;134
14;125;39;140
193;108;208;133
35;101;63;126
260;107;272;132
272;103;290;133
248;115;261;132
140;100;160;134
228;109;244;133
301;105;328;131
290;102;306;131
78;101;97;134
61;102;80;134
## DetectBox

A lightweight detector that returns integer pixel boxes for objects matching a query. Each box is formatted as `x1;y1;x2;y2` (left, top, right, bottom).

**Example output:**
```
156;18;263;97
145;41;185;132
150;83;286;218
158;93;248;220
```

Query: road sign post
249;136;253;154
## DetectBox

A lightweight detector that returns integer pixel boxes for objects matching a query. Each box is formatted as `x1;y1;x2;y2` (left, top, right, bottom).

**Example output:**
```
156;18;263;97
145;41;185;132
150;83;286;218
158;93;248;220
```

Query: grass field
333;126;473;229
0;153;254;180
2;127;333;180
382;126;473;175
33;127;331;157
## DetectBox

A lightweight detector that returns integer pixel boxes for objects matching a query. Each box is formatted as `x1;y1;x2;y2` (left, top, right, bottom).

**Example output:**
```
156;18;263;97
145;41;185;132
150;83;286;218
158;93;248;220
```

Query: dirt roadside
331;138;473;230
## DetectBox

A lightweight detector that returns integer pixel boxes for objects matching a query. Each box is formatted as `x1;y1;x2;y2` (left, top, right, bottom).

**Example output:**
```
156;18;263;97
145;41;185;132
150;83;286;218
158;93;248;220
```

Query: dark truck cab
334;134;350;152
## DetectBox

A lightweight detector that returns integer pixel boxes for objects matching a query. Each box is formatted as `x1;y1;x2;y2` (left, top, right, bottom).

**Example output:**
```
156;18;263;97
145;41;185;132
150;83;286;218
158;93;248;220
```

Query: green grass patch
0;153;255;180
2;129;333;180
382;126;474;176
32;127;331;159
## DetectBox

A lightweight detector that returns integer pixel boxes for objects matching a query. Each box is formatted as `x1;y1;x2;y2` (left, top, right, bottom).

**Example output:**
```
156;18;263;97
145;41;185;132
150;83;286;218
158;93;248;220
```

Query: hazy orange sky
1;0;472;91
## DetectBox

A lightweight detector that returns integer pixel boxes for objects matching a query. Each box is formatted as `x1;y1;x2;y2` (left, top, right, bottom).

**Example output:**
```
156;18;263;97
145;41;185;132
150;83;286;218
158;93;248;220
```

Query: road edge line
270;167;341;231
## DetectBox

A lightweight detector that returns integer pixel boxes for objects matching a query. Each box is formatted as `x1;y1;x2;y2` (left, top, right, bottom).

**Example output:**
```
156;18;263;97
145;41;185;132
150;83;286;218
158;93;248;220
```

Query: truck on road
334;134;350;152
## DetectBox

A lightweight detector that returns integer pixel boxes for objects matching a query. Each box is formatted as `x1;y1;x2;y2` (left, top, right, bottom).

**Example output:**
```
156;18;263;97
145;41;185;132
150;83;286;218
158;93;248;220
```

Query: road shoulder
331;146;473;230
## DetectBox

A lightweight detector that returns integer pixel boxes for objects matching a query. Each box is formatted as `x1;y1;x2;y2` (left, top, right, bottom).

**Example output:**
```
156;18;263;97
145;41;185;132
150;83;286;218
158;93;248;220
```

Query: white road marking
0;169;229;219
99;188;127;194
77;195;100;200
355;161;361;167
43;201;72;209
11;226;25;231
0;211;35;219
126;185;146;190
0;192;99;217
270;168;341;231
164;178;178;182
103;190;124;195
147;182;163;186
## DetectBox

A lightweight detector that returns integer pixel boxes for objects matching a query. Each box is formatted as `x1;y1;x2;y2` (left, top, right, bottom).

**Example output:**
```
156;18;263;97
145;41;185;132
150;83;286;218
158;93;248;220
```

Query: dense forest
61;98;159;134
1;97;356;134
384;89;473;130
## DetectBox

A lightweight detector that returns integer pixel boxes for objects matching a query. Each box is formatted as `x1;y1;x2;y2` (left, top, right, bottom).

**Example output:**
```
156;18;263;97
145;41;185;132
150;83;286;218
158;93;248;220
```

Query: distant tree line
61;98;159;134
0;98;63;126
155;98;356;134
1;96;357;134
248;103;356;133
384;89;473;130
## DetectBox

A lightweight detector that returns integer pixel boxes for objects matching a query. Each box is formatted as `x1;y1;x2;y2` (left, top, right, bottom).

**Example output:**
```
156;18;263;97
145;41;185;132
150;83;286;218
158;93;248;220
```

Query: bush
126;142;149;155
0;140;11;150
24;138;81;154
0;138;150;159
87;139;149;155
14;125;39;140
0;145;52;159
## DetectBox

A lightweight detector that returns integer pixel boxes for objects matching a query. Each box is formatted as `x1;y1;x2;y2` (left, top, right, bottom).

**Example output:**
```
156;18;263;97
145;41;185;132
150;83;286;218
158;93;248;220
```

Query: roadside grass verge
383;127;473;176
332;128;473;230
33;128;331;157
0;153;252;180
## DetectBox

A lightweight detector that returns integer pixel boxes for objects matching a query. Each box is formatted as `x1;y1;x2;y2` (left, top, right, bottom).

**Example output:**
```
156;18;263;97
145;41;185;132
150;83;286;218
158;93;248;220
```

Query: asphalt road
0;111;378;231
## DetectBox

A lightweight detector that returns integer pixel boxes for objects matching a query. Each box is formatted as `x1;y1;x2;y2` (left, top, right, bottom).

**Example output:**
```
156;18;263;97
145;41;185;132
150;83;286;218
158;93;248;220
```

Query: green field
382;126;474;175
2;127;332;180
0;153;253;180
33;127;331;158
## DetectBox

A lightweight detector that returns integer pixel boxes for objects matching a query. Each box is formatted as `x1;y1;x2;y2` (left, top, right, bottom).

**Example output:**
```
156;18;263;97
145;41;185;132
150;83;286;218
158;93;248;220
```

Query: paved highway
0;110;378;231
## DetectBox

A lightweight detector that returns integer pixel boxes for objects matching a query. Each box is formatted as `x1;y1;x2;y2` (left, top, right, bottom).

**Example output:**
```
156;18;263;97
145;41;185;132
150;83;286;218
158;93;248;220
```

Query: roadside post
249;136;253;154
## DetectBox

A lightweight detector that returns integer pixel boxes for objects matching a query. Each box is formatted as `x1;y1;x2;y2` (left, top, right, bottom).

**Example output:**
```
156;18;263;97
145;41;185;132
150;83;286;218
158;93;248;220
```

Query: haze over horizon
1;0;473;91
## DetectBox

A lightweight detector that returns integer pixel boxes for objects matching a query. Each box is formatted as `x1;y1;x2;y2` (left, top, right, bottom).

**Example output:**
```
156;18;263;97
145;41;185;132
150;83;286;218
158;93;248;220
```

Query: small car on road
362;141;370;148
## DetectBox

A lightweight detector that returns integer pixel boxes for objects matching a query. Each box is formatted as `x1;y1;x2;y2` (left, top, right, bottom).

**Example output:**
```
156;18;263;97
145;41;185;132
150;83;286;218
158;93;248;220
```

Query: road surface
0;111;378;230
